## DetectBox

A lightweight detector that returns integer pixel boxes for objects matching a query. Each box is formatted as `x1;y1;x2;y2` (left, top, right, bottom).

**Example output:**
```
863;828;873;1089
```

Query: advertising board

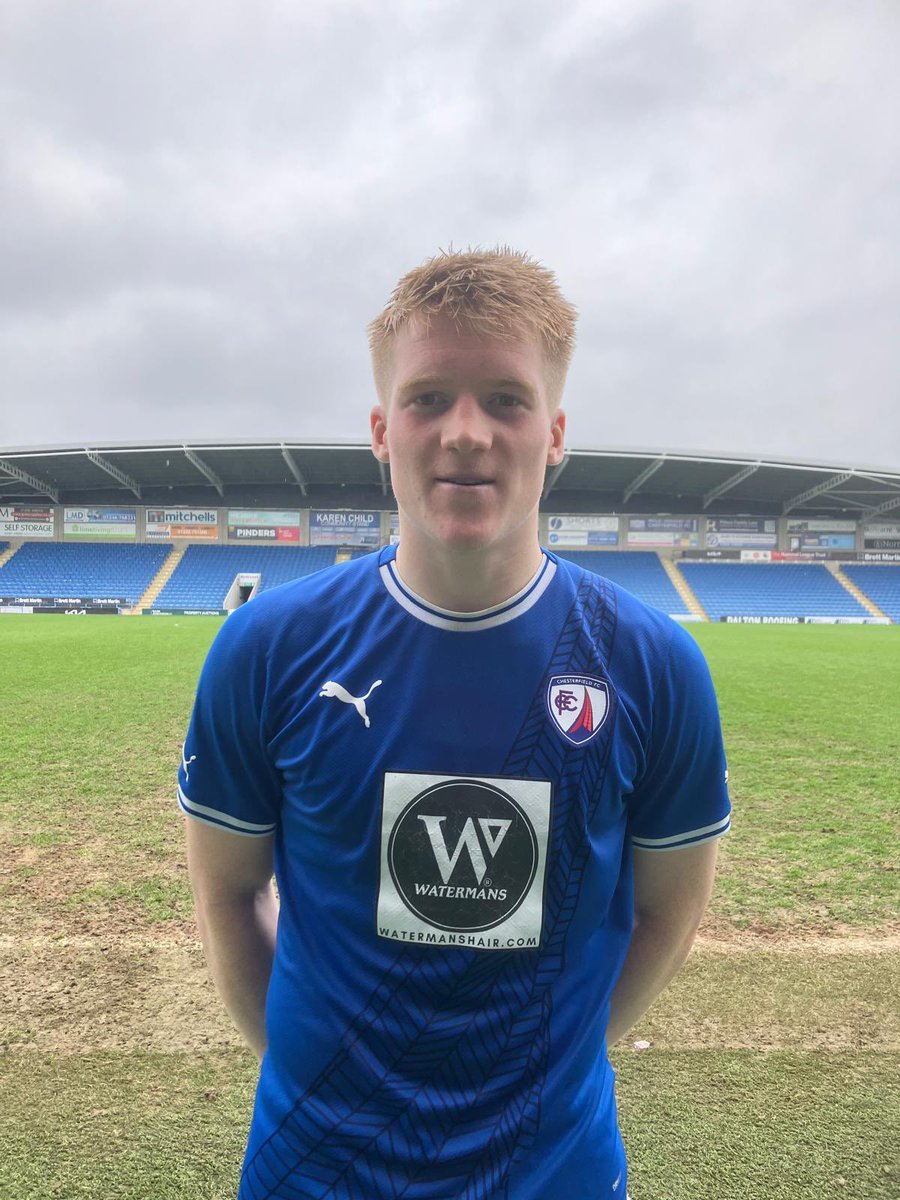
146;508;219;540
389;513;400;545
309;510;381;548
0;505;54;538
786;519;857;552
721;615;803;624
628;517;699;549
64;507;137;540
1;595;124;609
740;550;772;562
706;517;776;550
546;515;619;548
144;608;228;616
862;522;900;551
721;614;887;625
227;510;301;542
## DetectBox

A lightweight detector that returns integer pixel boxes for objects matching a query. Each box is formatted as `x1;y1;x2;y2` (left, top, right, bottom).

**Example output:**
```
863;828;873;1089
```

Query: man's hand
185;817;278;1061
606;839;720;1045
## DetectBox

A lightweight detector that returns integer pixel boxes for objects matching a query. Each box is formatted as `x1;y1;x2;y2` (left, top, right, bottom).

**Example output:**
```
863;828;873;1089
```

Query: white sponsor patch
377;772;552;952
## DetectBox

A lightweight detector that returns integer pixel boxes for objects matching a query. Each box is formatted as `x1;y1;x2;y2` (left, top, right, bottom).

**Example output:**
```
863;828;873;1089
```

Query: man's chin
426;519;498;552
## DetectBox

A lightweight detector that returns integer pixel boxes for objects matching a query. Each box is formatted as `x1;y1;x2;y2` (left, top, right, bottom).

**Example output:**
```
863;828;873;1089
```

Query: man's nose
441;394;492;453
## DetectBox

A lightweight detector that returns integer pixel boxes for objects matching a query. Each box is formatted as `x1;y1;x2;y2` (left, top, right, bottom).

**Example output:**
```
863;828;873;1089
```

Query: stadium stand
554;551;690;615
155;544;339;610
0;542;168;603
842;565;900;623
678;563;870;620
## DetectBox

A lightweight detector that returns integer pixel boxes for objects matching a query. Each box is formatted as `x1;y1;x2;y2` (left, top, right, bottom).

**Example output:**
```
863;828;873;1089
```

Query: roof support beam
183;446;224;496
377;460;389;497
280;445;307;496
0;458;59;502
84;449;141;498
782;471;853;515
703;462;760;508
542;453;570;500
861;493;900;520
623;456;665;504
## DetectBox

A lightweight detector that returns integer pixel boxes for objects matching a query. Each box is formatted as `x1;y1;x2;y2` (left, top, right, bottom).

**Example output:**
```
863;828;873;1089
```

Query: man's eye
415;393;442;407
492;393;522;407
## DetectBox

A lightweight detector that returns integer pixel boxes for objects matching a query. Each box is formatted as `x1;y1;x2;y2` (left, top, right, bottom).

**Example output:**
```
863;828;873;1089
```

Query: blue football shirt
178;545;730;1200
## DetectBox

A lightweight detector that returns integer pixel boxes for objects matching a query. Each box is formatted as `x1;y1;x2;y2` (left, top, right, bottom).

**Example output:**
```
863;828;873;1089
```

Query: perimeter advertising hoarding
546;515;619;548
706;518;776;550
227;510;301;542
628;517;699;549
0;596;124;607
64;508;136;540
786;519;856;552
389;513;400;545
862;522;900;551
0;505;54;538
146;508;219;540
309;510;381;548
720;615;887;625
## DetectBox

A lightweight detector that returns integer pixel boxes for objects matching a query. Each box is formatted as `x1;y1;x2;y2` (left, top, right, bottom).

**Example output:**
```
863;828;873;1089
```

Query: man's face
371;316;566;556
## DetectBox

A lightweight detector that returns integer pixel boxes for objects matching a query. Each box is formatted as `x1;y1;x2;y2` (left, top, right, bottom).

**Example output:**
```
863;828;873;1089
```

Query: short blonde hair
367;246;578;406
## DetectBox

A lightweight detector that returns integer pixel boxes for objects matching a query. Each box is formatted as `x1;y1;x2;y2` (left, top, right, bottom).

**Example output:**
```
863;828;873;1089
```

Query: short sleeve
177;605;281;837
627;623;731;851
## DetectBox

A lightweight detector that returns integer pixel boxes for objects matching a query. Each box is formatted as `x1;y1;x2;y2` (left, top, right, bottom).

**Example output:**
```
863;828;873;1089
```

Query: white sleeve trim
177;785;276;836
631;813;731;851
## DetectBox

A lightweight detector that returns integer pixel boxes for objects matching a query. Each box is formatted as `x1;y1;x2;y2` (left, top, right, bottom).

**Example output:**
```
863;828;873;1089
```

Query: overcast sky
2;0;898;470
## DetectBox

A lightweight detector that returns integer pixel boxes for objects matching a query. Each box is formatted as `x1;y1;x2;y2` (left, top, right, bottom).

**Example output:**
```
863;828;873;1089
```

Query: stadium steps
0;540;23;570
137;545;187;611
825;561;888;621
663;556;708;619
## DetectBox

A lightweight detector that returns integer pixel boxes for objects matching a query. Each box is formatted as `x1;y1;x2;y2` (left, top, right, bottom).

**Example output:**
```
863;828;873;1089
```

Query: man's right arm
185;817;278;1062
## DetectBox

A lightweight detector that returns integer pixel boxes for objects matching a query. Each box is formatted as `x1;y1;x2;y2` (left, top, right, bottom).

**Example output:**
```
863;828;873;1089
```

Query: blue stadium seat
155;545;340;610
678;563;869;620
842;565;900;622
0;542;168;603
553;551;689;615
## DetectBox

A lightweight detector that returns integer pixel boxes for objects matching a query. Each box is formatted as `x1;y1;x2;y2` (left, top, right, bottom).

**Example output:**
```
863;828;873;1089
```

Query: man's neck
393;537;545;613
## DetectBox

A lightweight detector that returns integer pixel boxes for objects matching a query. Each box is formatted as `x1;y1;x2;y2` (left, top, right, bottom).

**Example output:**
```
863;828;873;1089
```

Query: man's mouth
436;477;494;487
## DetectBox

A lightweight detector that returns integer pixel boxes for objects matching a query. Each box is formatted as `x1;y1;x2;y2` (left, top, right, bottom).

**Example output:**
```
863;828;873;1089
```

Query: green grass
1;617;896;929
691;624;899;928
0;616;897;1199
614;1049;899;1200
0;1049;895;1200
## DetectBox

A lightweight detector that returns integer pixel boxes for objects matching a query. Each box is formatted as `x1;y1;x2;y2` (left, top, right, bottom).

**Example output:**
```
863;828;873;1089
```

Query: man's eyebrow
400;377;535;395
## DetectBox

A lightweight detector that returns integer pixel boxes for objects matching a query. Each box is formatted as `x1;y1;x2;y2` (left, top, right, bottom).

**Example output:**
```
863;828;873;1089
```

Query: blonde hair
367;246;578;406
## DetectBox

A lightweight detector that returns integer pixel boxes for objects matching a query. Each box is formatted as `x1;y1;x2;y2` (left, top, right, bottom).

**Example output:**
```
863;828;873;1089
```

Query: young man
179;248;730;1200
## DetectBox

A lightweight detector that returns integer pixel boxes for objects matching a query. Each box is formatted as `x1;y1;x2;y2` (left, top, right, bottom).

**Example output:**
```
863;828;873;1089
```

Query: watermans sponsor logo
378;773;551;951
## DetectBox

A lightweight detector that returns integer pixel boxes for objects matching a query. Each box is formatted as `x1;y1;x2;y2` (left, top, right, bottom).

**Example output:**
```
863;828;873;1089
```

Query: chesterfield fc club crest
546;675;611;747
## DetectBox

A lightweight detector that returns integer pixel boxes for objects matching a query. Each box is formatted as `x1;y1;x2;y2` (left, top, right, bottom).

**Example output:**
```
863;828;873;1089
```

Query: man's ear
547;409;566;466
370;405;389;464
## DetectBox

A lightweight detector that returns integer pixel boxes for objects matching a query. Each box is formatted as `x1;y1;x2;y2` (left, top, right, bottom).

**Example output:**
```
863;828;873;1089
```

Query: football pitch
0;616;897;1199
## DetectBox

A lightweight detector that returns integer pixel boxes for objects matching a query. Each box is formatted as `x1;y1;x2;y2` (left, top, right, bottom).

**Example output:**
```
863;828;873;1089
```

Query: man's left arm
606;839;719;1045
